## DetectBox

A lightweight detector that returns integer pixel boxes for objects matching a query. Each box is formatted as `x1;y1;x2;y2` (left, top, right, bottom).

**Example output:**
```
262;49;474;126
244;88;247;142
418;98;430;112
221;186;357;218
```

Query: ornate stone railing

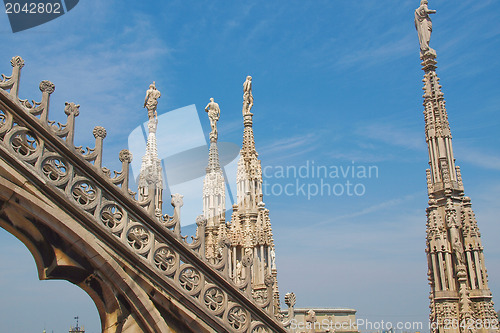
0;56;294;333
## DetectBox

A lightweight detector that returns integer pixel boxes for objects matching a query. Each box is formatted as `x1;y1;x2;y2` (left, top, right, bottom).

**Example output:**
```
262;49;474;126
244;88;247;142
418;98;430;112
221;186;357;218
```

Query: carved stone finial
93;126;107;139
119;149;133;163
171;193;184;208
264;275;274;287
64;102;80;117
196;215;207;227
10;56;24;68
284;292;296;307
39;80;55;94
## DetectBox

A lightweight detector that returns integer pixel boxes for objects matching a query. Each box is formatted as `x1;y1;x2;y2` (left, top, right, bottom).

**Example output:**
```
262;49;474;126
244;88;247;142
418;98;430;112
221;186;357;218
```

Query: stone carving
452;236;465;266
204;287;225;313
243;75;253;115
64;102;80;117
10;130;38;158
119;149;133;163
127;226;150;251
10;55;24;68
242;254;253;267
71;181;96;206
171;193;184;207
305;309;317;324
42;157;68;182
264;274;274;287
39;80;55;94
270;247;276;269
227;305;248;330
252;289;268;304
196;214;207;227
284;292;296;308
144;81;161;120
205;98;220;141
101;204;124;230
415;0;436;57
179;266;201;292
92;126;107;139
252;325;269;333
235;261;243;284
153;246;177;275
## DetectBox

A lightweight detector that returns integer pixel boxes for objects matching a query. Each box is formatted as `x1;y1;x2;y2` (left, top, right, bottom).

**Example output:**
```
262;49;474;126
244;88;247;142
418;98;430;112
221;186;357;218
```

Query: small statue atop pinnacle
415;0;437;58
144;81;161;120
242;75;253;116
205;97;220;141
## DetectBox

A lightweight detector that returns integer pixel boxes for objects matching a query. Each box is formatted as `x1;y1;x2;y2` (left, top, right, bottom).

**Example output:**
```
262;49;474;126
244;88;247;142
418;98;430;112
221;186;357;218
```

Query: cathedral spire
203;98;226;259
237;75;263;210
415;2;499;331
227;76;281;316
138;82;163;215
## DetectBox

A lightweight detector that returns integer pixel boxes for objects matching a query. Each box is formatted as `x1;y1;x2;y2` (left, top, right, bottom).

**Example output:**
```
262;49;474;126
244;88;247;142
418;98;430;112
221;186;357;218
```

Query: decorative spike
35;80;55;123
92;126;106;169
118;149;132;194
0;56;24;97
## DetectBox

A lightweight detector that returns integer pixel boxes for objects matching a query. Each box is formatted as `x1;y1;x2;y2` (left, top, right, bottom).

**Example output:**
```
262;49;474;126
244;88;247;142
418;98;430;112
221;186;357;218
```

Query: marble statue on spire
144;81;161;120
138;82;163;214
242;75;253;115
204;97;220;141
415;0;436;58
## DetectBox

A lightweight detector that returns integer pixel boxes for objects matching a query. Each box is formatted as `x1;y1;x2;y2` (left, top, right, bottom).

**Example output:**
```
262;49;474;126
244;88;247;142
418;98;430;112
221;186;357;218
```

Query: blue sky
1;0;500;332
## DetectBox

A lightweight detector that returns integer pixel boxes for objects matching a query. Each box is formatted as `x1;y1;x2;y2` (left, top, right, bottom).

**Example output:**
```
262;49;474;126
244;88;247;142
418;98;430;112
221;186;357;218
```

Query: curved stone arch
0;162;175;333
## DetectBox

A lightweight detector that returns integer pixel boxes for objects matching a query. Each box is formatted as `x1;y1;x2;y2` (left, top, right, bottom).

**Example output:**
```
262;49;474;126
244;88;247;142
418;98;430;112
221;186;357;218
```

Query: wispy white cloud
260;133;319;162
334;33;415;69
328;150;395;163
313;191;423;227
355;122;426;151
455;146;500;171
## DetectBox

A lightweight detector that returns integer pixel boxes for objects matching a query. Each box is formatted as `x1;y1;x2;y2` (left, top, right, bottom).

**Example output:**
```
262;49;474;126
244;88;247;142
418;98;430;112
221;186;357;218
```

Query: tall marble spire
236;75;263;210
138;82;163;215
203;98;226;259
228;76;281;316
415;3;499;331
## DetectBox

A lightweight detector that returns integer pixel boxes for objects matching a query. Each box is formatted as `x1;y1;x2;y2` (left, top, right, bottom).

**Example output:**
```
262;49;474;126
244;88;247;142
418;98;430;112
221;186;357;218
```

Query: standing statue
243;75;253;115
144;81;161;120
270;247;276;270
204;98;220;140
453;236;466;266
415;0;437;57
235;261;243;284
